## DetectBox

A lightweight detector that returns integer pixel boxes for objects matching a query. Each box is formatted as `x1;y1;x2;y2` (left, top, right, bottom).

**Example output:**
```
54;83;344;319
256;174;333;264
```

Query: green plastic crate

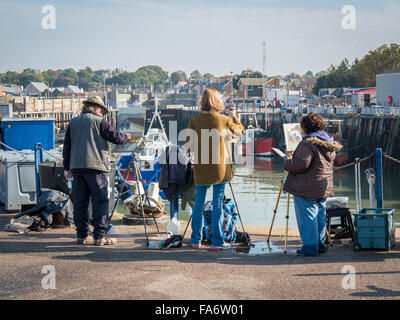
353;208;396;251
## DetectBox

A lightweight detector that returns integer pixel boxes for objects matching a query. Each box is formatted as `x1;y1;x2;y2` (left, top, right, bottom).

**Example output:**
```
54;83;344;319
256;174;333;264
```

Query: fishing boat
239;112;278;157
116;98;171;200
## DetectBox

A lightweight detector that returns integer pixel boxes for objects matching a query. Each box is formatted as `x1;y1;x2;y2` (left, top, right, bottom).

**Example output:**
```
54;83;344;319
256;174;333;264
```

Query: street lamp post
231;71;234;109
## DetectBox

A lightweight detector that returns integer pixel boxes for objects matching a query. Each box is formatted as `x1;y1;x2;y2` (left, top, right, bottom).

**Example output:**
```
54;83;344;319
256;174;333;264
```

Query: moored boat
239;113;278;157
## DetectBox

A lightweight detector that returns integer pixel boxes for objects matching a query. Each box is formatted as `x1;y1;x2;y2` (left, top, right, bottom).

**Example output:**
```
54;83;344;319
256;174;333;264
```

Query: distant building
62;85;85;97
42;87;65;98
318;88;346;98
201;78;233;97
22;82;48;97
376;67;400;107
131;93;148;106
1;84;23;96
237;78;263;98
237;77;289;99
290;77;318;95
64;85;81;94
108;89;132;108
287;90;300;107
350;88;376;107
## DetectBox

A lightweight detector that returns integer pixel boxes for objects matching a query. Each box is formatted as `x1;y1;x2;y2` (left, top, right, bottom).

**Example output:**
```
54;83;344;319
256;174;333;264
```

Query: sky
0;0;399;77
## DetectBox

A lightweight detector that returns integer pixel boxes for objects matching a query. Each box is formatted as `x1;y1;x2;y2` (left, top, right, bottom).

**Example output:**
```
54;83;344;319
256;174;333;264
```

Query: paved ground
0;213;399;300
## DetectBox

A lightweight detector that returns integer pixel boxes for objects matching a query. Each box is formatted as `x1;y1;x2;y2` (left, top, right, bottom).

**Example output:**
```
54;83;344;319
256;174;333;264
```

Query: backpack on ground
202;197;239;244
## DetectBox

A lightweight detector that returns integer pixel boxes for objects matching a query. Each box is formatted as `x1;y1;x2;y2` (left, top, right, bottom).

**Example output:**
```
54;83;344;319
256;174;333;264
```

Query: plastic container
1;118;55;150
148;182;159;199
167;217;180;235
0;150;64;212
326;197;349;210
353;208;396;251
148;233;172;249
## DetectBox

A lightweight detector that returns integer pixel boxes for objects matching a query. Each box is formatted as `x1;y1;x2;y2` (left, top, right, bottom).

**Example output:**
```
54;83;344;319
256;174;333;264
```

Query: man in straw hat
63;96;131;246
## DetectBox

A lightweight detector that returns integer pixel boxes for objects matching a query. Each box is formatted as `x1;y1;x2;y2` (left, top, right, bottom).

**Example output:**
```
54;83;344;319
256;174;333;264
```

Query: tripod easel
266;160;332;254
110;151;161;247
266;170;290;253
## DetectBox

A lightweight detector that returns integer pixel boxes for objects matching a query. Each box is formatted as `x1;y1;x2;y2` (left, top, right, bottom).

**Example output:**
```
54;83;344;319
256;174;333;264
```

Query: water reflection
235;241;298;255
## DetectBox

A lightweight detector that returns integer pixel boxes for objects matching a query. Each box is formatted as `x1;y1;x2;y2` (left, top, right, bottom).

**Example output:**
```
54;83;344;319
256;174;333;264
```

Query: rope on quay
0;141;64;162
41;149;64;162
235;152;377;180
383;153;400;166
234;174;282;181
0;141;19;152
334;152;375;171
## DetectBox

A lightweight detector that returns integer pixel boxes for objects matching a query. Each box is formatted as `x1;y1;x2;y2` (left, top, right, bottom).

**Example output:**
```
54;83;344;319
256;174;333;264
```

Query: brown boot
93;237;117;246
76;237;89;245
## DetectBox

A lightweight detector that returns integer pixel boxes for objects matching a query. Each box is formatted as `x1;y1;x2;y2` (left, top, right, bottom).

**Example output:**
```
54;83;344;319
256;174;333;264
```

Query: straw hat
82;96;109;115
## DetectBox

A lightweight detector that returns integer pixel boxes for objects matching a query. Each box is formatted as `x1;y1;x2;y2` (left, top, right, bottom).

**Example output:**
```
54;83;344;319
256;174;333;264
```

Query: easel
266;155;332;254
266;164;291;253
110;139;161;247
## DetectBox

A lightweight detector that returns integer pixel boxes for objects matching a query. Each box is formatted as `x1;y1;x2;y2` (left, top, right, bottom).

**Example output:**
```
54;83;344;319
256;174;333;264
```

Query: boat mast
262;42;270;131
146;87;168;142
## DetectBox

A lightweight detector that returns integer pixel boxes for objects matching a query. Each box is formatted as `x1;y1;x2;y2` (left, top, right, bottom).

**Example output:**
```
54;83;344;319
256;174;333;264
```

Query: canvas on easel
283;123;303;152
112;107;146;153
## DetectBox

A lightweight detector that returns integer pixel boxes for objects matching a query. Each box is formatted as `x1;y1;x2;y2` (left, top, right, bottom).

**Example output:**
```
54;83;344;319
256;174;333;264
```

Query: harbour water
230;157;400;227
121;156;400;228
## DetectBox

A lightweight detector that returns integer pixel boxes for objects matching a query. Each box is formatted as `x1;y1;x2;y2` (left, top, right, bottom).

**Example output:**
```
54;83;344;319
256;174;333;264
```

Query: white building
64;85;82;94
22;82;48;96
288;90;300;107
376;67;400;107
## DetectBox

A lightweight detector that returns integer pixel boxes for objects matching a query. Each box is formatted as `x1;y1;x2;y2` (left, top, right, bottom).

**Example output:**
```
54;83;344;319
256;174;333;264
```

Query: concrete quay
0;213;399;300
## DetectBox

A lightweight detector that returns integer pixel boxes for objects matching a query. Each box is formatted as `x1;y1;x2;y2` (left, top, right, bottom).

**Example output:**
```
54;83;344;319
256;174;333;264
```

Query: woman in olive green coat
185;88;244;250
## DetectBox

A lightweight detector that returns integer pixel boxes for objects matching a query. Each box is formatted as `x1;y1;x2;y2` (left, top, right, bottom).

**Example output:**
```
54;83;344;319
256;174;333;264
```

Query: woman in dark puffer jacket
283;113;342;256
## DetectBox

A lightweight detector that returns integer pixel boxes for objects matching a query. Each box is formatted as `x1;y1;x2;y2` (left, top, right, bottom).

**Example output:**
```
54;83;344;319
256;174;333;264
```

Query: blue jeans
191;183;226;247
293;196;327;256
170;198;179;220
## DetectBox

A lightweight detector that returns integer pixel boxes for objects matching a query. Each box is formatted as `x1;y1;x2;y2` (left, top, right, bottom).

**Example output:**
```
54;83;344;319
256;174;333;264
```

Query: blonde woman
185;88;244;250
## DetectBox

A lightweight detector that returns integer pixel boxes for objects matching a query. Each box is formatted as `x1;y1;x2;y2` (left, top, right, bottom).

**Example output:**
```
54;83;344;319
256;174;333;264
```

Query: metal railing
362;107;400;116
296;106;400;117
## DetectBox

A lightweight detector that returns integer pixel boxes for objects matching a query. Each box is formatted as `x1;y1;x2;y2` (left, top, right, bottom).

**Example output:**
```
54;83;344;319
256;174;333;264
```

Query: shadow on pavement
0;233;399;267
350;285;400;298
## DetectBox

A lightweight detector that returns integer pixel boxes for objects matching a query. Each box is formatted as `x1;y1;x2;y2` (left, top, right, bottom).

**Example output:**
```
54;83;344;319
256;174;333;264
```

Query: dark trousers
72;172;109;240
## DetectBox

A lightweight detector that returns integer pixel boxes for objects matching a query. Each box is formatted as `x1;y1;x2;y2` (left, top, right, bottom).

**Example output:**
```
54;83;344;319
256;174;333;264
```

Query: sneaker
76;237;89;245
296;249;318;257
210;242;231;251
191;244;201;249
94;237;117;246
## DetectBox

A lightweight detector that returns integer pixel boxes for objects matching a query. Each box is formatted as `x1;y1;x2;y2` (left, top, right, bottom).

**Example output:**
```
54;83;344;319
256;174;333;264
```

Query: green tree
190;70;201;79
170;71;186;85
203;73;214;79
313;43;400;94
304;71;314;78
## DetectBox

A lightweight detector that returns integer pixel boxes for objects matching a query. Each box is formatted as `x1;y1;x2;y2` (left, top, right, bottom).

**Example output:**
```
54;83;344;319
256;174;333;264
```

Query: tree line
2;44;398;94
313;43;400;94
0;66;216;92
